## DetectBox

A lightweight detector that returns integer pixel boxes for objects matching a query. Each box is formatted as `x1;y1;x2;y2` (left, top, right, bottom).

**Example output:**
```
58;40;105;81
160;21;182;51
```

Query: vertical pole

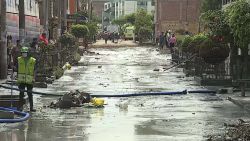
19;0;25;43
0;0;7;79
115;2;117;19
62;0;67;33
44;0;49;35
90;0;93;21
57;0;61;36
185;0;188;31
102;11;104;31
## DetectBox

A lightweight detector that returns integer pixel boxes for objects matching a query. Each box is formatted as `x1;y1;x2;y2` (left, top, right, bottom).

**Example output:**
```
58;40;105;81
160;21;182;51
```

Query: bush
199;37;230;64
180;36;193;52
188;34;208;53
71;24;89;38
86;22;98;41
138;26;152;42
59;32;76;47
74;53;81;62
53;66;64;79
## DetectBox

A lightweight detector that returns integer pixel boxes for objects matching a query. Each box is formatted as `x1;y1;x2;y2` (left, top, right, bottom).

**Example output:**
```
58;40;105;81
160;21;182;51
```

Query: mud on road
1;46;250;141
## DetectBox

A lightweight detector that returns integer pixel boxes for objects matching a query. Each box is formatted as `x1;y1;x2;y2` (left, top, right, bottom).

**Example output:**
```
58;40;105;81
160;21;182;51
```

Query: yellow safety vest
17;57;36;84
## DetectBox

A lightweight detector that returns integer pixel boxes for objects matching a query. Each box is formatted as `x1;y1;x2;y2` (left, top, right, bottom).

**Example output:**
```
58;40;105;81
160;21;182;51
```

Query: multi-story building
155;0;201;35
5;0;40;42
102;0;154;29
104;0;154;20
92;0;109;18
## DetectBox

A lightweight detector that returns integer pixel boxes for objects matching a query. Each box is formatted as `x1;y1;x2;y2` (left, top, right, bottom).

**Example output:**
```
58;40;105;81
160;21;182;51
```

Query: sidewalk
0;79;6;84
227;92;250;112
90;39;138;48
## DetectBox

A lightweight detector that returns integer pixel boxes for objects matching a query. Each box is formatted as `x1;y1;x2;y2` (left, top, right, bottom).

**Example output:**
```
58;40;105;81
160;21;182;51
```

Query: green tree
112;17;126;26
225;0;250;49
224;0;250;81
85;22;98;41
201;0;222;12
201;10;232;43
125;13;136;24
135;9;153;43
71;24;89;38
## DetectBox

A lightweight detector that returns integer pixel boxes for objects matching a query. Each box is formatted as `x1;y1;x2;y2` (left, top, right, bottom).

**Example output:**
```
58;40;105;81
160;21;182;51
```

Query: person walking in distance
17;47;37;112
169;34;176;53
11;40;22;68
159;32;165;49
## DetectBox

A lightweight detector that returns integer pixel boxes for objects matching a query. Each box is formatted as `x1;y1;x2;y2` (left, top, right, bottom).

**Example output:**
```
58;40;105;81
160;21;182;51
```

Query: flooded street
1;46;250;141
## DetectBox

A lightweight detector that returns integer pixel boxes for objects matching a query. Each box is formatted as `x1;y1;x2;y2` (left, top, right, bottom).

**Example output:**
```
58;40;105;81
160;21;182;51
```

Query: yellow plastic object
91;98;104;107
63;62;71;70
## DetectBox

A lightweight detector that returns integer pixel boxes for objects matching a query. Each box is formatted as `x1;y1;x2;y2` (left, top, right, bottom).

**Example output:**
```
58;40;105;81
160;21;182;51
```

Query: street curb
228;97;250;112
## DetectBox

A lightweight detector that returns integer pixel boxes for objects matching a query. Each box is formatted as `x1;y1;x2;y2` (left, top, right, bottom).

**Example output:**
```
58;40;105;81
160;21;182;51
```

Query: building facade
92;0;109;18
155;0;201;35
5;0;40;41
104;0;154;20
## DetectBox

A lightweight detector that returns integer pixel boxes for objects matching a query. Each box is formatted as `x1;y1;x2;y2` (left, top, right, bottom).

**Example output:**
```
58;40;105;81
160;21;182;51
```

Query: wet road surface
1;46;250;141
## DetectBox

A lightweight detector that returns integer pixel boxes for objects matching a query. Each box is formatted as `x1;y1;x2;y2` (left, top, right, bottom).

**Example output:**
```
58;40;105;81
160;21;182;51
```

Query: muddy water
1;47;250;141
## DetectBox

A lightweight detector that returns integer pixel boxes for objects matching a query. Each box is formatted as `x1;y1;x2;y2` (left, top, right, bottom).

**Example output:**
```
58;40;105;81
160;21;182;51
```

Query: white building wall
124;1;137;15
147;1;154;15
6;0;39;17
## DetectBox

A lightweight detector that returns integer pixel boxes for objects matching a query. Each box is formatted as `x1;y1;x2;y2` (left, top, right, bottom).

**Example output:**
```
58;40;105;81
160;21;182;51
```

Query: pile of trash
49;90;92;109
208;119;250;141
224;119;250;141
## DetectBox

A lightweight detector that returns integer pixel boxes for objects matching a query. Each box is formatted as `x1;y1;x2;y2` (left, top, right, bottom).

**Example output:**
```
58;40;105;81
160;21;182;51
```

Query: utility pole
43;0;49;35
88;0;92;22
61;0;68;34
0;0;7;79
19;0;25;43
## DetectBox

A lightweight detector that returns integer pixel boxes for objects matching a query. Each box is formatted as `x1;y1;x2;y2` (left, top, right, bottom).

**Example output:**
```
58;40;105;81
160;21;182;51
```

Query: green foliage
112;17;127;26
225;0;250;48
188;34;209;53
38;41;47;49
199;37;230;62
201;10;232;42
53;66;64;79
181;36;193;51
199;37;213;49
191;34;208;47
138;27;152;41
201;0;222;12
71;24;89;38
112;13;136;26
125;13;136;24
75;11;88;18
59;32;76;47
74;53;81;62
135;9;153;42
85;22;98;40
91;13;102;23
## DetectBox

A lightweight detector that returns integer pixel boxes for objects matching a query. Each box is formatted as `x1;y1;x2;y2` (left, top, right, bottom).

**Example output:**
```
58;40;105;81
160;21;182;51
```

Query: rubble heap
49;90;92;109
224;119;250;141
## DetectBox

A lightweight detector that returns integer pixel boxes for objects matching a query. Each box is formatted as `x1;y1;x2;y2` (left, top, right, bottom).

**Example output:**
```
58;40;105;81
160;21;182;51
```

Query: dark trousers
18;83;34;110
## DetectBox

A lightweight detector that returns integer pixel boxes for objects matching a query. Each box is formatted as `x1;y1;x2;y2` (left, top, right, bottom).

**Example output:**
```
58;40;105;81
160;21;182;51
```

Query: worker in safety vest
17;47;36;112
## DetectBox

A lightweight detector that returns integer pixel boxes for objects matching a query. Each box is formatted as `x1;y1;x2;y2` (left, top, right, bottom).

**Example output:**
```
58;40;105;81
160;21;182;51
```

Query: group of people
158;30;177;53
6;33;48;112
102;31;120;44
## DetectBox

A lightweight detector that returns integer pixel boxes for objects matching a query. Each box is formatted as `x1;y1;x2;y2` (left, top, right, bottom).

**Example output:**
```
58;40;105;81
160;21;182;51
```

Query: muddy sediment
1;46;250;141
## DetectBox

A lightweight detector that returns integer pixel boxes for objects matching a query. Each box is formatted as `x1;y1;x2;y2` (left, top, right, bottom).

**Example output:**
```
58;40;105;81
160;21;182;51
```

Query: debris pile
49;90;92;109
224;119;250;141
